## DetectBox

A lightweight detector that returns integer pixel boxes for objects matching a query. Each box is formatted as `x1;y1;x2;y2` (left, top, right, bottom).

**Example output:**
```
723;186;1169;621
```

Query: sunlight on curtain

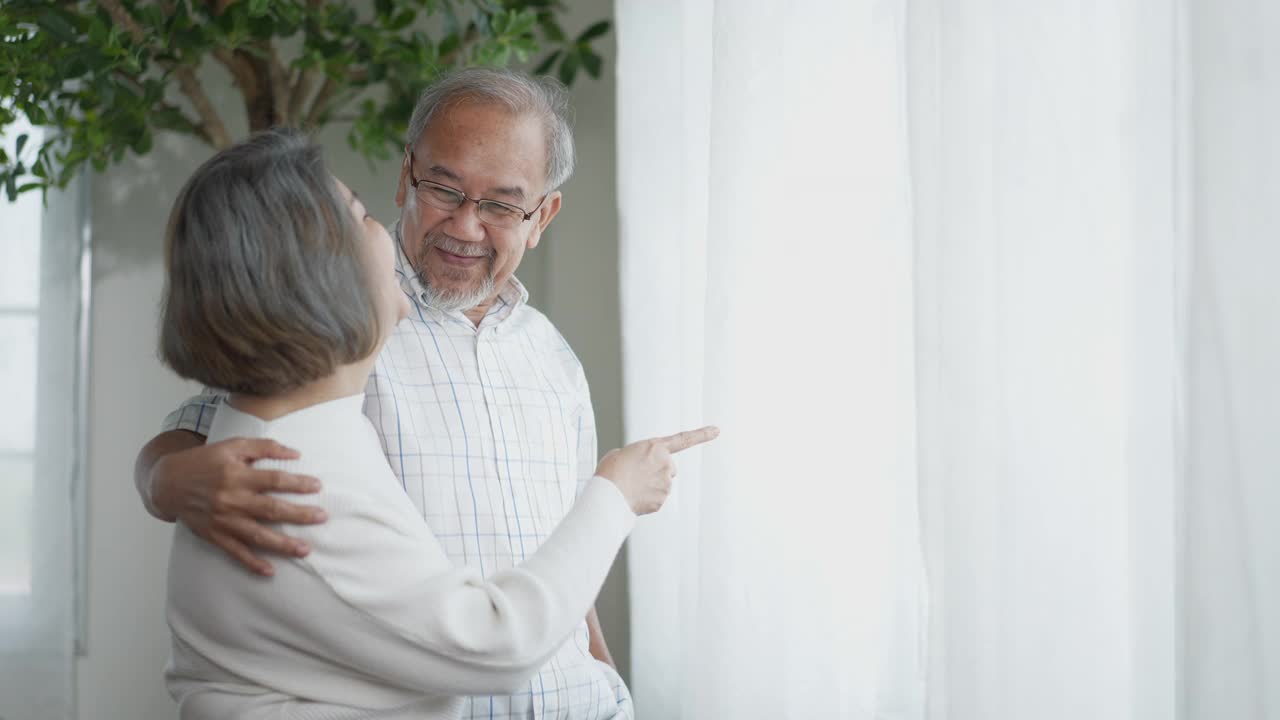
618;0;1279;718
0;116;83;720
907;2;1180;718
617;1;926;717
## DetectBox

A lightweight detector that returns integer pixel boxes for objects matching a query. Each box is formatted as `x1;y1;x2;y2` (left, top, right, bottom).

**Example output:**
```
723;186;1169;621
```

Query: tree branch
287;0;328;122
99;0;233;148
211;47;257;95
288;68;321;121
303;75;338;127
112;69;210;144
439;24;480;66
263;40;289;125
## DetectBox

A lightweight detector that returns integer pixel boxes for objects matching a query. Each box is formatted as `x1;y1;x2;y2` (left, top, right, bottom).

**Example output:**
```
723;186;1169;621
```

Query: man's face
395;100;562;311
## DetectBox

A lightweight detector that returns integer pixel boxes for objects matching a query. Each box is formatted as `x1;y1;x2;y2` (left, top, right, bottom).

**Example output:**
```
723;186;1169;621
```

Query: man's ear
395;152;410;208
527;191;562;250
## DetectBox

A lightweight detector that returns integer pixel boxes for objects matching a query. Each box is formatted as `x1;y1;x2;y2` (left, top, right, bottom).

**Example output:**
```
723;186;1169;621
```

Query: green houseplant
0;0;610;199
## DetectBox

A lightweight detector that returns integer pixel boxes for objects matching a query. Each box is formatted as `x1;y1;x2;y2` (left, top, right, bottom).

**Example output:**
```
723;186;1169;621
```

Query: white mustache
430;233;492;259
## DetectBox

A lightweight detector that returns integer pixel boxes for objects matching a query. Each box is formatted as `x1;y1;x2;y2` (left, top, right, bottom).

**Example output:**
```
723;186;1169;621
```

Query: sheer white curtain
907;2;1181;718
618;1;926;717
617;1;1280;718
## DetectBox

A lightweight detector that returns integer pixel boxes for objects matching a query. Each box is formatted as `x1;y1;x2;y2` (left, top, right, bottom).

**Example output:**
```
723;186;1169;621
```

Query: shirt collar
392;220;529;328
214;394;369;448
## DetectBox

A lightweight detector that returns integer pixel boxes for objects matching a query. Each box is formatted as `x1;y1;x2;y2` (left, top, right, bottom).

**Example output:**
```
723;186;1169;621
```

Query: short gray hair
159;128;381;396
406;67;576;191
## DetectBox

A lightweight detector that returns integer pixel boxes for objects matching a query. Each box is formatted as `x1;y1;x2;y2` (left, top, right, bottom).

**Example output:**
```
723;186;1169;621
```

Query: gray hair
159;128;381;396
406;67;576;191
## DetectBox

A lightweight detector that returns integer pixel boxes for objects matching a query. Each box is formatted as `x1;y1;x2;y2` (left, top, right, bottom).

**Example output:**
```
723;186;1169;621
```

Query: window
0;118;43;597
0;113;86;718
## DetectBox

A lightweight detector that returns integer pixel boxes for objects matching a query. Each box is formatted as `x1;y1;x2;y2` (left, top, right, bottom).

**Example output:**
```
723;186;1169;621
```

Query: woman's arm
169;475;634;697
168;427;713;698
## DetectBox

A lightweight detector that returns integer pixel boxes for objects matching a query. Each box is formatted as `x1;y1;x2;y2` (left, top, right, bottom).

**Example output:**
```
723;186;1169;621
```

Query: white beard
421;270;495;312
398;209;498;312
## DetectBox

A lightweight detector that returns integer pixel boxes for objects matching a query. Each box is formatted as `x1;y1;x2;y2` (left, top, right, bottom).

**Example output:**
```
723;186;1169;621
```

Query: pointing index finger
660;426;720;454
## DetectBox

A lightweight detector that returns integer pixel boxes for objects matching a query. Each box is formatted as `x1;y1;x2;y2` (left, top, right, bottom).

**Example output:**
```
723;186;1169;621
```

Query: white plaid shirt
161;225;633;720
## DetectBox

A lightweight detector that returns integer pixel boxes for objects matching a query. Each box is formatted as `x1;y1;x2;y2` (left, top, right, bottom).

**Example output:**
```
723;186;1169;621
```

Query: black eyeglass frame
405;149;548;226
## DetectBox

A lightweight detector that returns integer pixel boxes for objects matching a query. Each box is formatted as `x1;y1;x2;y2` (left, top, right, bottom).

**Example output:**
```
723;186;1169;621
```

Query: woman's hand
594;426;720;515
151;438;326;576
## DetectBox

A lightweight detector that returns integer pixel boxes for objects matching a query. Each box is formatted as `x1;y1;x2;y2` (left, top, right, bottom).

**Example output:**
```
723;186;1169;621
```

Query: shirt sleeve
160;389;226;436
574;369;599;500
138;390;227;519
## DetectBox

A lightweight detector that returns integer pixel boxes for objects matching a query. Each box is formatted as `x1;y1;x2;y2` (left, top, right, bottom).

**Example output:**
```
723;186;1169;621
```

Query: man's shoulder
512;304;581;359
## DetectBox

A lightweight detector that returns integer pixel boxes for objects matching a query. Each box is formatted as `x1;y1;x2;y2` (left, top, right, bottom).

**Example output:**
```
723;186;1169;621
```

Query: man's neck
228;361;372;422
462;300;492;326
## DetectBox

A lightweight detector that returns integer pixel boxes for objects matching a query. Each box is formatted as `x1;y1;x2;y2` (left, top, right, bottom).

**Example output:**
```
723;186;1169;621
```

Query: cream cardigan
164;394;635;719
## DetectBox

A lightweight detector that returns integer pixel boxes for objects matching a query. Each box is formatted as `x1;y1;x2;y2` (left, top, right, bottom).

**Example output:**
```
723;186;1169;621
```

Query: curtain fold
907;2;1179;717
619;1;926;717
619;0;1279;718
1182;0;1280;714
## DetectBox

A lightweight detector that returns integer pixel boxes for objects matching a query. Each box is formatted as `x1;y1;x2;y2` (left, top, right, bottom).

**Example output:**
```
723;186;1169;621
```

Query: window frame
0;157;92;657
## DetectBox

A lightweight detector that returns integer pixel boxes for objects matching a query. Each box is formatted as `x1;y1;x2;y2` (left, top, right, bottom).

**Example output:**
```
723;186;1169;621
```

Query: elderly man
135;67;633;719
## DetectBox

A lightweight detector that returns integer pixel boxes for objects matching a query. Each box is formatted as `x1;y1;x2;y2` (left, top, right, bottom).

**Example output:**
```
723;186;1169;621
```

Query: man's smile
432;245;488;268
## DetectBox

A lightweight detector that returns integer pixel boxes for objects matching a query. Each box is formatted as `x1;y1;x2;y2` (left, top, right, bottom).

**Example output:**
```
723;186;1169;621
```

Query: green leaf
581;49;602;78
507;10;537;37
491;10;509;35
473;6;493;36
558;49;579;85
442;5;460;38
248;0;271;18
247;15;276;40
439;33;460;59
416;35;439;66
533;49;560;75
88;16;108;46
389;9;417;31
577;20;610;43
131;130;153;155
15;134;28;158
96;77;115;106
37;10;78;44
538;16;566;43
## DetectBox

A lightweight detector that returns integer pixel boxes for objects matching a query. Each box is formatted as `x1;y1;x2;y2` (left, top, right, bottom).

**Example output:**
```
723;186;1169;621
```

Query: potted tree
0;0;610;199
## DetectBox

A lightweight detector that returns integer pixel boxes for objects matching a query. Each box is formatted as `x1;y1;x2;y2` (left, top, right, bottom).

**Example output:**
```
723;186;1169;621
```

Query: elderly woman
158;129;715;719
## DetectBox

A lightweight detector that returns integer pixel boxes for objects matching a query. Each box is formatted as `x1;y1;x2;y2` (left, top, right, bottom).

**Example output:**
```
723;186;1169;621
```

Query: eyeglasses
405;150;547;229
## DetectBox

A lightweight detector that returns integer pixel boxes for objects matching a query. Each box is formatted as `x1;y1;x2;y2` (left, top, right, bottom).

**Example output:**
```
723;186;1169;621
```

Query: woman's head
159;128;406;396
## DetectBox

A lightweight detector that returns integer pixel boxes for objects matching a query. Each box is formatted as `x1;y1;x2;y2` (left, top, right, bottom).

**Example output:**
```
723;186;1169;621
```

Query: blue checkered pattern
162;225;633;720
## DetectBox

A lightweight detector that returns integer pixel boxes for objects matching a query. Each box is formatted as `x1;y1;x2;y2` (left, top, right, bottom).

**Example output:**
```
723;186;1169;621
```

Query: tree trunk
243;52;278;132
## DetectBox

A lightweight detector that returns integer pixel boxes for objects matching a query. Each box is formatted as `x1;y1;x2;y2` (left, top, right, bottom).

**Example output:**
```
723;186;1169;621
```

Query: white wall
74;2;626;715
520;0;630;686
